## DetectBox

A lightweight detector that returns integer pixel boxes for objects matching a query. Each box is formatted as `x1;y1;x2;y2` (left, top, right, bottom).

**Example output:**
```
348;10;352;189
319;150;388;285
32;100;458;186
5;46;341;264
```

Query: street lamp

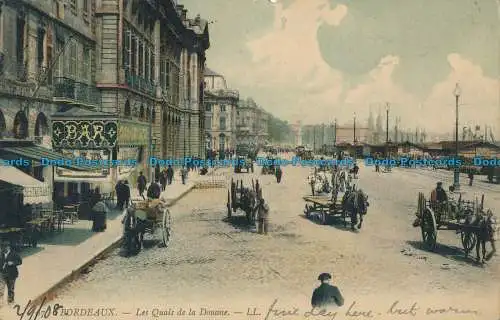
453;83;461;190
334;118;337;147
353;112;356;144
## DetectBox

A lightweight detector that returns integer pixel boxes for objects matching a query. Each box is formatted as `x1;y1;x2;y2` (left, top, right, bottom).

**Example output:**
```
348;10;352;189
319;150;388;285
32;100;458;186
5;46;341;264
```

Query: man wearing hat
0;241;22;305
257;197;270;235
430;182;448;203
122;207;140;256
311;273;344;308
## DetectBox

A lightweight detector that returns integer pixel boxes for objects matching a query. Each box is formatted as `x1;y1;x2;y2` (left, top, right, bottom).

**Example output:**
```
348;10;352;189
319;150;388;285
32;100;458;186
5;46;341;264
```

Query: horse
342;189;369;230
241;188;258;225
466;210;497;263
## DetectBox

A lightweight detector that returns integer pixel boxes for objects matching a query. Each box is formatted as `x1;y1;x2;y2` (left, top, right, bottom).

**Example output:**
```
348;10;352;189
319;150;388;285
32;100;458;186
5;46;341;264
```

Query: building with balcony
0;0;100;199
235;97;270;147
203;68;239;155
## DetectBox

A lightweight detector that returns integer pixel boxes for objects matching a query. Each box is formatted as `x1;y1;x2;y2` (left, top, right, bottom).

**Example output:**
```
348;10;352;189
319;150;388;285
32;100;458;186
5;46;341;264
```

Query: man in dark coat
115;180;124;210
123;181;131;208
166;165;174;185
0;242;22;304
431;182;448;203
137;172;147;200
159;169;167;191
275;166;283;183
147;179;162;199
121;208;140;256
311;273;344;308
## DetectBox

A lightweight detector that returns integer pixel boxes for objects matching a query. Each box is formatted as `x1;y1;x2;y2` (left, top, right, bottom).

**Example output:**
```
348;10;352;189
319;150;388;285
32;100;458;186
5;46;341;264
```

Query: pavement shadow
20;246;44;258
38;227;94;246
406;240;480;267
222;215;254;232
298;214;357;233
107;208;125;220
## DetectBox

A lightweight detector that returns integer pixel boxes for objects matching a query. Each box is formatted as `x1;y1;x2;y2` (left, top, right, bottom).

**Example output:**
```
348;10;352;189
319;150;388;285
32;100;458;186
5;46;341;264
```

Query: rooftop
205;68;221;76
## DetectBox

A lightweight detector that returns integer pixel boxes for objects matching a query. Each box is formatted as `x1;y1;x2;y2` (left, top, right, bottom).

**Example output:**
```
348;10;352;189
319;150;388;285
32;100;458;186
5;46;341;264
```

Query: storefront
51;107;149;196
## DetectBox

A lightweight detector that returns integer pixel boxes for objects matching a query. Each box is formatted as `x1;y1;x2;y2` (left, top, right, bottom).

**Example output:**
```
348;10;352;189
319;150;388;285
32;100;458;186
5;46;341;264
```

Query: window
144;47;150;81
56;1;65;19
205;104;211;112
122;28;129;68
69;0;77;15
54;39;64;77
45;27;53;84
130;34;136;74
67;42;77;77
83;47;90;81
220;117;226;131
160;59;166;89
220;105;225;112
219;134;225;151
16;13;26;80
37;27;45;68
83;0;89;21
138;40;143;77
150;50;154;83
205;116;212;129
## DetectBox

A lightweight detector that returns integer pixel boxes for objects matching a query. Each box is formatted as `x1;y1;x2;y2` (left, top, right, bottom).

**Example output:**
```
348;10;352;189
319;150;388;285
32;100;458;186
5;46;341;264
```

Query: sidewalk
2;174;200;315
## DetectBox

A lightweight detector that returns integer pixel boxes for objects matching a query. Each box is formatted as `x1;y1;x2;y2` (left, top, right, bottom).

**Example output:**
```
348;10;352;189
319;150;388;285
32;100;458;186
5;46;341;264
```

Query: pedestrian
123;181;130;208
115;180;123;210
275;166;282;183
180;166;188;185
159;169;167;191
91;195;108;232
257;197;270;235
122;207;140;256
0;242;22;305
166;165;174;185
147;179;161;199
468;171;474;186
311;273;344;308
375;164;380;172
137;171;147;200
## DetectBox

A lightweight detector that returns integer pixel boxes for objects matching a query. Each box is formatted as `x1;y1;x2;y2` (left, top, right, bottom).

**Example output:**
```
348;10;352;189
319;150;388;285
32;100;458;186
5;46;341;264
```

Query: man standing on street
123;181;131;208
311;273;344;308
0;242;22;305
166;165;174;185
257;197;270;235
147;179;162;199
137;172;147;200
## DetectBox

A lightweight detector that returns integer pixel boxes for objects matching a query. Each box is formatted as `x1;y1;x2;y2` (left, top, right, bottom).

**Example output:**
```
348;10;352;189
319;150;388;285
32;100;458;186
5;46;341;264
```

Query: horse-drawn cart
303;195;346;226
414;192;485;257
227;178;261;224
135;199;171;247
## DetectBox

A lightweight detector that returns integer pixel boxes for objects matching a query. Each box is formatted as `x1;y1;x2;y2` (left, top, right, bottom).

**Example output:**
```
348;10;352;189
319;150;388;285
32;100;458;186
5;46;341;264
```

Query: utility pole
353;112;357;144
453;83;461;190
334;118;337;147
313;125;316;151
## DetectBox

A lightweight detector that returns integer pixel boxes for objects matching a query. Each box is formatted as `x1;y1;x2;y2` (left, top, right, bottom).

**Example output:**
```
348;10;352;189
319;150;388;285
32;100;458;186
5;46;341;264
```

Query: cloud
423;54;499;133
343;55;418;122
230;0;348;121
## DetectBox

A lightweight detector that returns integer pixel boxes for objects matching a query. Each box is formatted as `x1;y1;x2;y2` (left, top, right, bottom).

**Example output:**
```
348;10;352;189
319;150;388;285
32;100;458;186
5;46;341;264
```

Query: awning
0;166;51;204
0;146;93;171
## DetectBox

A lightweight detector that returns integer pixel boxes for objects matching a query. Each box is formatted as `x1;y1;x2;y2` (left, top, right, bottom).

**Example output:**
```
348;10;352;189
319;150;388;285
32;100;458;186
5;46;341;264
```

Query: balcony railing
53;77;100;106
125;69;154;96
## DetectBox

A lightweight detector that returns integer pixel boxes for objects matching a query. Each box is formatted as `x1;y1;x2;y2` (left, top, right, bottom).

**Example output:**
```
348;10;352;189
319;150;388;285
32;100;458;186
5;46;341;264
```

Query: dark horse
465;211;496;264
342;189;369;230
241;188;258;225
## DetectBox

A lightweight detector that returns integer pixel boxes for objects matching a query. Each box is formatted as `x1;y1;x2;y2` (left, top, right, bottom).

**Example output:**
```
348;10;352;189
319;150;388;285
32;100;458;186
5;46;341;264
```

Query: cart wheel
161;208;171;247
421;208;437;251
461;231;477;256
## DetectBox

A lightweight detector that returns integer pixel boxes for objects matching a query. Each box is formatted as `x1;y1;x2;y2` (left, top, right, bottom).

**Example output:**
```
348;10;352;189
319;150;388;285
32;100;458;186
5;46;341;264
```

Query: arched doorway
34;112;49;136
124;100;131;117
13;111;28;139
0;109;6;138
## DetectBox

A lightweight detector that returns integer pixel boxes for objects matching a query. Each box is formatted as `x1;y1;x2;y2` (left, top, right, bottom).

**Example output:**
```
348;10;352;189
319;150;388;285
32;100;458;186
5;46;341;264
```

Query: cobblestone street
51;165;498;320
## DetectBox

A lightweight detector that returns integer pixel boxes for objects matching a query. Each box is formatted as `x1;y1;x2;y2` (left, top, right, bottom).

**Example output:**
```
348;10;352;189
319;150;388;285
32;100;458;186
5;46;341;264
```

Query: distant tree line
268;115;292;143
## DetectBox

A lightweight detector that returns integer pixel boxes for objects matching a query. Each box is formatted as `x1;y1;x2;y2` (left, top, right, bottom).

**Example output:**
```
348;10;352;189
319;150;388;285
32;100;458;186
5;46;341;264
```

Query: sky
181;0;499;135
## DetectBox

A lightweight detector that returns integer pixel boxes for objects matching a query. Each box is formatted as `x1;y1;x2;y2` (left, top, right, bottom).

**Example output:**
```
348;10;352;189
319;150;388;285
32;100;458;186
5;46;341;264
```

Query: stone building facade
236;97;269;147
203;68;238;154
0;0;209;194
0;0;99;196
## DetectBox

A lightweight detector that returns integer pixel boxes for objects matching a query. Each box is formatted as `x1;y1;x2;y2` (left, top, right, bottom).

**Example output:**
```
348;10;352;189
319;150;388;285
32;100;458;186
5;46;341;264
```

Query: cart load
134;198;171;247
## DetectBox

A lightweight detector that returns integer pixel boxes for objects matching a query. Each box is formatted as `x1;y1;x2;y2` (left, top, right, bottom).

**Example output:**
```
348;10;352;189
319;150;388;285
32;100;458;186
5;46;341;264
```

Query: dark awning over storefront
0;145;94;171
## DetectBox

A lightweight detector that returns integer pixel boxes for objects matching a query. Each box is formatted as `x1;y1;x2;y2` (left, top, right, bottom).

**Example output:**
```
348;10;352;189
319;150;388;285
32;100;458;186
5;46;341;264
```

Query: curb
28;184;196;307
